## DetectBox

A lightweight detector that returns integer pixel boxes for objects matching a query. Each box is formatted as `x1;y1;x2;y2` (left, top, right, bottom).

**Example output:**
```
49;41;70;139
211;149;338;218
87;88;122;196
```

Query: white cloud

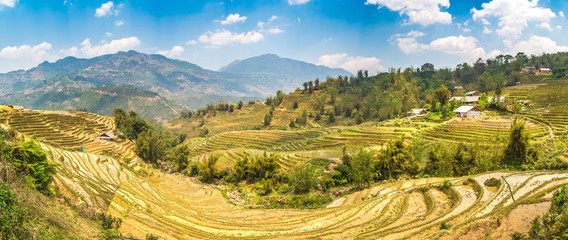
79;36;141;57
266;27;284;34
483;26;493;34
288;0;310;5
317;53;384;75
219;13;247;25
536;22;553;31
157;46;184;58
105;32;112;36
186;40;197;45
509;35;568;55
394;32;487;62
0;42;52;60
115;20;125;26
0;0;17;7
480;18;490;25
198;29;263;47
560;11;564;18
556;25;562;30
60;47;78;57
95;1;121;17
365;0;452;26
472;0;556;40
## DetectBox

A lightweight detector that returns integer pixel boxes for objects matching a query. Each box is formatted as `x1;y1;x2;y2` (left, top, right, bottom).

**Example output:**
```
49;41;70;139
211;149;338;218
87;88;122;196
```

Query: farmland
1;85;567;239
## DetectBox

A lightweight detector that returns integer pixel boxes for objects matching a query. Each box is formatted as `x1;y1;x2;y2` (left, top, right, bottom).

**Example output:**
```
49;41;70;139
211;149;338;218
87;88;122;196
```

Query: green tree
478;92;489;109
0;182;28;239
289;163;316;194
350;149;375;189
168;144;190;172
11;140;56;194
376;138;412;180
199;155;219;183
136;130;166;165
495;84;502;97
434;85;451;106
503;120;531;166
238;100;244;109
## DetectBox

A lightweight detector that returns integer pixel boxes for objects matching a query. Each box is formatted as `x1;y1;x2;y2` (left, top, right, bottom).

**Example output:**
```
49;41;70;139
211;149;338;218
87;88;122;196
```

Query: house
406;108;429;117
450;96;481;105
454;106;483;118
465;90;481;96
521;66;536;73
12;105;24;110
536;68;552;76
452;86;464;94
97;131;115;141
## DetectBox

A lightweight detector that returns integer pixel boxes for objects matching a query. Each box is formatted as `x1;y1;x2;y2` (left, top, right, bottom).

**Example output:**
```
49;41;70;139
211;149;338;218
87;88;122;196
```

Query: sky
0;0;567;74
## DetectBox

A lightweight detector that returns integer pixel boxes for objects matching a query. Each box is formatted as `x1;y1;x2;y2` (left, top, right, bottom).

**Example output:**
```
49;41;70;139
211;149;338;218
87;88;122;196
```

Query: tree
503;120;531;166
136;130;166;165
199;155;218;183
169;144;190;172
238;100;244;109
478;92;489;109
350;149;375;189
434;85;451;106
289;163;316;194
263;114;272;126
495;84;502;97
314;78;320;90
376;138;411;180
303;82;308;93
308;81;314;93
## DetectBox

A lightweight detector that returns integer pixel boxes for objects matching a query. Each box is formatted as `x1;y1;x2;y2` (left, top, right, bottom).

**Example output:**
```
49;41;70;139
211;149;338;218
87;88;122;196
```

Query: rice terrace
2;1;568;240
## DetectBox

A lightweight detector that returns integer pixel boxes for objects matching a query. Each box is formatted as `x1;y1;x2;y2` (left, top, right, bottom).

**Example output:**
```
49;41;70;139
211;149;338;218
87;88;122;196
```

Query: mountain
0;51;263;109
219;54;352;93
1;84;185;122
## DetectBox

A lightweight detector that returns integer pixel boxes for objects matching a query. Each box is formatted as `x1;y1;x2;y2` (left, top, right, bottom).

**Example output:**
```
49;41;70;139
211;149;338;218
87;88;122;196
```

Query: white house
97;131;115;141
406;108;429;117
454;106;483;118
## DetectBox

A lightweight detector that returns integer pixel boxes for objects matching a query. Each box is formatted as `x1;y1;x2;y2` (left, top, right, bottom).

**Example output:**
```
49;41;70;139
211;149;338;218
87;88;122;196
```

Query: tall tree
434;84;451;106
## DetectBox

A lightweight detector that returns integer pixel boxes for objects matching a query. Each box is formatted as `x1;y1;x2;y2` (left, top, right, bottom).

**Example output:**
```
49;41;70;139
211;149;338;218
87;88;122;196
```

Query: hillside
220;54;352;94
1;108;567;239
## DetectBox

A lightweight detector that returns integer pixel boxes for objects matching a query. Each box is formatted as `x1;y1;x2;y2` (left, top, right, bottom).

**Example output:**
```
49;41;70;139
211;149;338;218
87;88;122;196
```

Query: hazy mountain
0;51;262;109
220;54;352;93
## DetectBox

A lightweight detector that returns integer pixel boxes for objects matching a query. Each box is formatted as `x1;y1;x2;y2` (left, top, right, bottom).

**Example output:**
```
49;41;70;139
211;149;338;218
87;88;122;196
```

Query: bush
198;155;219;183
0;182;29;239
289;163;317;194
484;177;501;188
10;140;56;194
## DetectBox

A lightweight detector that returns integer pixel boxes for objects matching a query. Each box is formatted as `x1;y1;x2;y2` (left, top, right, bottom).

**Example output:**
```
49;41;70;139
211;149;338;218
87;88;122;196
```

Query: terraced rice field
422;118;548;144
3;110;566;239
41;144;568;239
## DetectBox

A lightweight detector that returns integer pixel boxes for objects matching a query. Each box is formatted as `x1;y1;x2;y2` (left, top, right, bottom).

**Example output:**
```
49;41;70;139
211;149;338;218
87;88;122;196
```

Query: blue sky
0;0;567;74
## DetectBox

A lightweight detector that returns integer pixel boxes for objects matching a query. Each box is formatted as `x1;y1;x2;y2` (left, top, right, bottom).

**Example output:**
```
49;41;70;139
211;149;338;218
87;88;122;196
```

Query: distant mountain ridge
0;51;351;120
220;54;352;93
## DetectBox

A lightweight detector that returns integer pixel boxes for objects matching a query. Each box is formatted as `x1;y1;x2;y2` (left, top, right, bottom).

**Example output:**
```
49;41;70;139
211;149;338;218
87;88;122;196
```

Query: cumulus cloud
0;42;52;60
0;0;17;7
509;35;568;55
186;40;197;45
559;11;564;18
536;22;553;31
318;53;384;75
156;46;184;58
115;20;125;26
288;0;310;5
472;0;556;41
394;31;486;62
365;0;452;26
79;36;141;57
95;1;121;17
483;26;493;34
219;13;247;25
198;29;263;47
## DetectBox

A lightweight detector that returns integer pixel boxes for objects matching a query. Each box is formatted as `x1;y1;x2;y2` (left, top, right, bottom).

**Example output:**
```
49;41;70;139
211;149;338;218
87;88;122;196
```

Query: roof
540;68;550;71
451;96;480;102
98;131;115;139
409;108;428;114
465;91;480;95
454;106;482;113
453;86;463;89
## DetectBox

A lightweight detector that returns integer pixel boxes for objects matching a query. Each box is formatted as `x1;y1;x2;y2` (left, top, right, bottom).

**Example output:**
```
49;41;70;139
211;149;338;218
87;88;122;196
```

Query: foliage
478;92;489;109
199;128;209;137
10;140;56;194
232;153;279;184
435;85;451;106
97;213;122;240
167;144;190;172
198;155;219;183
289;163;317;194
484;178;501;188
503;120;531;166
376;138;413;180
136;130;166;165
113;108;150;139
0;182;29;239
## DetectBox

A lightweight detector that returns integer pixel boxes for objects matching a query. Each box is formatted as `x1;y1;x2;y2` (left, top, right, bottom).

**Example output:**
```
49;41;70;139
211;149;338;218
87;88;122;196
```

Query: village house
405;108;429;117
452;86;464;94
521;66;536;74
454;106;483;118
97;131;115;141
465;90;481;96
536;68;552;76
450;96;480;105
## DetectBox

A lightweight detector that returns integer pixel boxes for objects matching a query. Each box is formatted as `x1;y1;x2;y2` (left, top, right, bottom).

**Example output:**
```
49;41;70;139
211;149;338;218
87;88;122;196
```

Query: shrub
198;155;219;183
10;140;56;194
0;182;29;239
484;177;501;188
289;163;317;194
